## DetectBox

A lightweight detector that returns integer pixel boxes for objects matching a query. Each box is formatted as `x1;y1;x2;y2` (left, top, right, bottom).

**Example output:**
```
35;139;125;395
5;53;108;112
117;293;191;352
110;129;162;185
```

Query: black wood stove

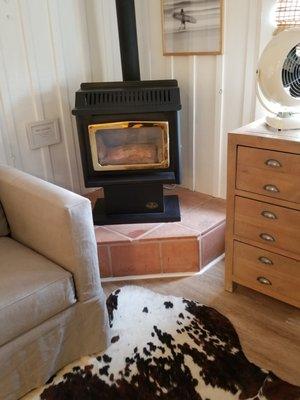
72;0;181;225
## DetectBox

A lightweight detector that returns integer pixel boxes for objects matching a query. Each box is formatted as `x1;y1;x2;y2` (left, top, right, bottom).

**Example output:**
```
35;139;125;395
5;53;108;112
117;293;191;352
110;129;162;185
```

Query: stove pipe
115;0;141;81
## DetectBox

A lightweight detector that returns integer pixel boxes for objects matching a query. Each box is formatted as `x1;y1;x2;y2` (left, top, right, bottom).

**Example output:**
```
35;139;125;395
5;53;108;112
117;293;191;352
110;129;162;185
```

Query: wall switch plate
27;119;60;149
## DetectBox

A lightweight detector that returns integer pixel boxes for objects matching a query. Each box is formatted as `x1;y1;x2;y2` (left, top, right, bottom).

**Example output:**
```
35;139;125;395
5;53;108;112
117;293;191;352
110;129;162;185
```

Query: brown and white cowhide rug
24;286;300;400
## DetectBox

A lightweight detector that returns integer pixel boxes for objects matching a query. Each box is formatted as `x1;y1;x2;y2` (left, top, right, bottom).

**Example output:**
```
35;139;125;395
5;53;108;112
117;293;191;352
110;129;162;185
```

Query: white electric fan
256;27;300;130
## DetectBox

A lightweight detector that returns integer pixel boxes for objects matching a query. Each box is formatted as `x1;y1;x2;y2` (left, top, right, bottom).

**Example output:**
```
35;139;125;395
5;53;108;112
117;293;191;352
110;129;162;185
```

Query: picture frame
161;0;224;56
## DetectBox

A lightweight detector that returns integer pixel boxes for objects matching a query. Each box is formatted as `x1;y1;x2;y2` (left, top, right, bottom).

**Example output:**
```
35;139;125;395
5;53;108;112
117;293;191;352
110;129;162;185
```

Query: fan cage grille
282;44;300;98
275;0;300;26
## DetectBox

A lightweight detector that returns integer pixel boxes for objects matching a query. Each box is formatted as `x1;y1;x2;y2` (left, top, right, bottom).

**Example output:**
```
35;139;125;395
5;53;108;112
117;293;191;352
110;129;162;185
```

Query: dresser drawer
236;146;300;203
234;196;300;255
233;241;300;307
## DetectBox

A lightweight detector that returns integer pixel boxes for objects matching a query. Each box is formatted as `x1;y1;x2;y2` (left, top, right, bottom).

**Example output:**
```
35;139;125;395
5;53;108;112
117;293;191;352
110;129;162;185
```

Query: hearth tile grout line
107;244;113;277
99;237;200;249
159;241;163;274
96;219;225;244
179;219;226;238
96;225;136;242
132;222;165;240
135;221;205;240
97;219;210;243
137;235;200;242
173;221;202;235
98;223;180;242
201;220;226;237
101;254;224;283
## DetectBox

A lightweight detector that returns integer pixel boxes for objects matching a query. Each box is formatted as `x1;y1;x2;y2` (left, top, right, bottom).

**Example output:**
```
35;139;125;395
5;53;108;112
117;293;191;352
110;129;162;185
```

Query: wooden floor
102;260;300;386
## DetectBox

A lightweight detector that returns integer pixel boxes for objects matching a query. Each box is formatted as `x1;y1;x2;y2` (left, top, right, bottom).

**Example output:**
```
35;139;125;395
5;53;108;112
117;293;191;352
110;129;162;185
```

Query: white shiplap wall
0;0;91;192
0;0;274;197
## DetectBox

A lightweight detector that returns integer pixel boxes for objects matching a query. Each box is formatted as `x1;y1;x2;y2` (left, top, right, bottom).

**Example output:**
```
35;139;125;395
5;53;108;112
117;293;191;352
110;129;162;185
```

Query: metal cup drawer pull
258;256;273;265
257;276;272;285
265;159;282;168
263;184;279;193
260;233;275;242
261;210;277;220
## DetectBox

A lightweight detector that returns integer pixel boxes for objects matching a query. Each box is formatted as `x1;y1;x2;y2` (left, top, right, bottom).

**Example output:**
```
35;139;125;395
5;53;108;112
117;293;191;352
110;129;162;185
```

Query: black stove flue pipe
115;0;141;81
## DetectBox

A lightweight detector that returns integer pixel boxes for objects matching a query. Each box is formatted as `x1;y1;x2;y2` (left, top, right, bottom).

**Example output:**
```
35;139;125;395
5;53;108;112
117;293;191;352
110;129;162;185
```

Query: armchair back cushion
0;201;9;236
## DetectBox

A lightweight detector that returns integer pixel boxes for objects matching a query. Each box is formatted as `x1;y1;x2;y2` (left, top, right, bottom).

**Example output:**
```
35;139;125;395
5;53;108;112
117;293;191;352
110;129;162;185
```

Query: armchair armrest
0;165;101;302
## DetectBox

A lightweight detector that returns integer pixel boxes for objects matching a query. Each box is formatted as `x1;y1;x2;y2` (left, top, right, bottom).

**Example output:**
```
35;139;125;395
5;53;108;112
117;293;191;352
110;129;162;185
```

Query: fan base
266;115;300;131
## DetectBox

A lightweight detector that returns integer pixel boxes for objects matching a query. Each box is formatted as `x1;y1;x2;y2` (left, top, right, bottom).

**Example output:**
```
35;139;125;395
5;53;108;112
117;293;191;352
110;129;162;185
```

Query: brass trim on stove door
88;121;170;172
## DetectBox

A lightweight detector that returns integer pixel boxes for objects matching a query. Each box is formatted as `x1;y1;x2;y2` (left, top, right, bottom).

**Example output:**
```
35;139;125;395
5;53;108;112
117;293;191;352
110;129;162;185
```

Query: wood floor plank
102;260;300;385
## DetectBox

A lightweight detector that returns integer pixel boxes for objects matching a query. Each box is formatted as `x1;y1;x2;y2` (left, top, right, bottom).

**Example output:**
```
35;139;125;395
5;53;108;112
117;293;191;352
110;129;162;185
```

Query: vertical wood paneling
218;0;262;197
135;0;152;79
0;0;41;174
194;56;217;194
136;0;172;80
172;57;195;188
212;55;225;197
85;0;122;82
46;0;82;191
0;67;17;167
255;0;277;119
56;0;93;192
18;0;55;182
0;0;92;191
148;0;173;79
241;0;262;125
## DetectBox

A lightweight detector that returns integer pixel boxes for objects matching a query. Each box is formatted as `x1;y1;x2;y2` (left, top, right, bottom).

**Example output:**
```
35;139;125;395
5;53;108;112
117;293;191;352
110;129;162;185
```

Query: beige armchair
0;166;109;400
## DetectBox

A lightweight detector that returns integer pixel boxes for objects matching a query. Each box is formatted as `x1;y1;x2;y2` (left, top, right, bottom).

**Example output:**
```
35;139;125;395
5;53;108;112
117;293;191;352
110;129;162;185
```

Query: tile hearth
87;187;226;278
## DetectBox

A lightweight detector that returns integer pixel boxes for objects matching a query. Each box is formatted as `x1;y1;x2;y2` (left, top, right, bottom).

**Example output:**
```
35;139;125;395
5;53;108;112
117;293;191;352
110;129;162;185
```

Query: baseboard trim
101;253;225;283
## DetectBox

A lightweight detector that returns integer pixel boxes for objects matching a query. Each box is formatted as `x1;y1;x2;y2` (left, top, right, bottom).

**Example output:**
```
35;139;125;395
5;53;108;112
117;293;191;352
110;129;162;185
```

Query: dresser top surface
230;119;300;144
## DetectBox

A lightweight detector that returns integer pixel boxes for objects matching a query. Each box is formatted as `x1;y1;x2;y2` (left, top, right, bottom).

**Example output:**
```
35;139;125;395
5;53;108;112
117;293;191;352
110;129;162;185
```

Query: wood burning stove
72;0;181;225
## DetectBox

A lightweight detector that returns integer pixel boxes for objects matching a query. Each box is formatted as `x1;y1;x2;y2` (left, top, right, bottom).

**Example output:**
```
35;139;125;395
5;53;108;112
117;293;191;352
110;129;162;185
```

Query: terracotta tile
165;186;211;215
161;239;199;273
180;198;226;234
98;245;112;277
105;223;160;240
201;223;225;267
141;222;199;240
94;227;130;244
165;186;210;201
110;242;161;276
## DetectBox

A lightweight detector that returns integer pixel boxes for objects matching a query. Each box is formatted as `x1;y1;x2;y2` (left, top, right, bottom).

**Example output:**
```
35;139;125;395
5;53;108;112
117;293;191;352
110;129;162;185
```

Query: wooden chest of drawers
225;120;300;308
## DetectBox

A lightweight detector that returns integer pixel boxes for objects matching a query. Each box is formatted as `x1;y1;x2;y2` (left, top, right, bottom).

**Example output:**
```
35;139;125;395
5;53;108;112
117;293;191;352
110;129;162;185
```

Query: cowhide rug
24;286;300;400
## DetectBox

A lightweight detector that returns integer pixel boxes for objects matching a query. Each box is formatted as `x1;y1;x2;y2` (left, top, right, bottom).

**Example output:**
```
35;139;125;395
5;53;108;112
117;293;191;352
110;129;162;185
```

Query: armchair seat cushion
0;237;76;346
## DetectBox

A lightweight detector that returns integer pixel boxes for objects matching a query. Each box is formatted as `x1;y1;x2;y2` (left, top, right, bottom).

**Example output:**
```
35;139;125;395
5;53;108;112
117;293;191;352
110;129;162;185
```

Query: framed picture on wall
161;0;223;55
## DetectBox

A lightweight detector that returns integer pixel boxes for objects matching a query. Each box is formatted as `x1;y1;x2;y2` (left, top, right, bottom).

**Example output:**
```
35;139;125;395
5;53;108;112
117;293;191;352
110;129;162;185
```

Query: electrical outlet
27;119;60;149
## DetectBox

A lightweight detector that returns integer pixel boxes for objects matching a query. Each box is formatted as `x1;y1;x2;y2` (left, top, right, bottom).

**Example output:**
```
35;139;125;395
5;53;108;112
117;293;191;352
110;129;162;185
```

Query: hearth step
86;187;226;279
